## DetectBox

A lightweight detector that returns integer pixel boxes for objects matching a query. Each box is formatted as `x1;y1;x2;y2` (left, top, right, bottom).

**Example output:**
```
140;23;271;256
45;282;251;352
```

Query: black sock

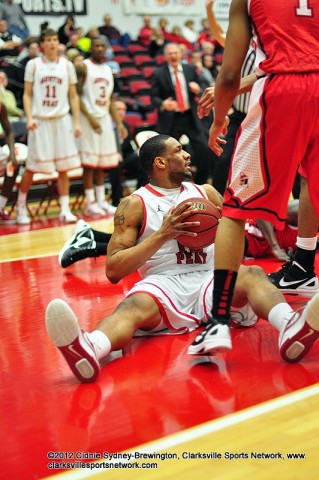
212;270;238;323
294;246;316;271
96;242;108;256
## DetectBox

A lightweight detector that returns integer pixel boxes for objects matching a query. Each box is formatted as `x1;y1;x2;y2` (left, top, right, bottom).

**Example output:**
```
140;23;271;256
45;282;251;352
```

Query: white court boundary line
51;383;319;479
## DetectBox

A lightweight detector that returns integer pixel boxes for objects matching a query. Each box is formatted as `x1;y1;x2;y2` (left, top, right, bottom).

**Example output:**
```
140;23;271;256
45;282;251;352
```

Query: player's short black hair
139;134;171;174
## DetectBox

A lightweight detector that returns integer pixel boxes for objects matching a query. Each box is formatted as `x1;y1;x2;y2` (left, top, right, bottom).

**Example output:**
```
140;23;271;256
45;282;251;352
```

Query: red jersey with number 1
249;0;319;73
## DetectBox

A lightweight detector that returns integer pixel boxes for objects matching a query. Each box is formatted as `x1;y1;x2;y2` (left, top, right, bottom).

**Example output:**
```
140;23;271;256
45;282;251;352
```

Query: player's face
91;41;106;63
42;35;59;56
164;138;192;183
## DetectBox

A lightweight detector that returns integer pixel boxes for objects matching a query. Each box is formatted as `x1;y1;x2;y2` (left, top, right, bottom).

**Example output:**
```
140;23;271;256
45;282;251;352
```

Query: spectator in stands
0;0;29;41
0;71;23;119
68;50;84;68
182;20;199;46
149;27;166;58
57;43;67;58
189;51;214;90
15;41;39;73
114;97;149;189
98;14;130;48
158;17;169;35
74;27;91;56
58;15;76;45
151;42;212;184
0;19;22;56
202;52;218;80
15;28;81;225
0;101;19;224
66;32;80;53
163;25;195;52
138;15;152;47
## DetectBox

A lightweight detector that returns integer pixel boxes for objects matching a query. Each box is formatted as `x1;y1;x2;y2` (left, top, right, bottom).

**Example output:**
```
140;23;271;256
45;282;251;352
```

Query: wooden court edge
46;383;319;480
0;218;114;262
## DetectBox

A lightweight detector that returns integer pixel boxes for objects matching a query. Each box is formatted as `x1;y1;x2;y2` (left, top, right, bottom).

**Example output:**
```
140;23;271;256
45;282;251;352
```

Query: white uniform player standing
16;28;81;225
76;37;127;216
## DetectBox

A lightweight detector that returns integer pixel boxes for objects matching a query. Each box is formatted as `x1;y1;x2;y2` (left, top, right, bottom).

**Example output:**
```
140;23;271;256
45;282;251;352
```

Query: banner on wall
122;0;202;16
14;0;87;16
212;0;231;19
122;0;231;16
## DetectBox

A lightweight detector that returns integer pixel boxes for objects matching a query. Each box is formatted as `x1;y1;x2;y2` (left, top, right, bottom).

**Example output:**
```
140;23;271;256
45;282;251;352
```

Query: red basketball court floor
1;218;319;480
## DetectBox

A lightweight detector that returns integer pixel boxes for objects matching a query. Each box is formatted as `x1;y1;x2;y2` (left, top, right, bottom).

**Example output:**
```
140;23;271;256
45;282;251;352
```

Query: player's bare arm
23;81;37;130
106;195;201;283
209;0;251;154
68;84;81;137
202;184;223;210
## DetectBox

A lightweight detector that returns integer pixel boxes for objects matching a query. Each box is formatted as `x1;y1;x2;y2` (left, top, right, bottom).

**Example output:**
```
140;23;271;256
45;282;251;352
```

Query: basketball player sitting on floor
45;135;319;383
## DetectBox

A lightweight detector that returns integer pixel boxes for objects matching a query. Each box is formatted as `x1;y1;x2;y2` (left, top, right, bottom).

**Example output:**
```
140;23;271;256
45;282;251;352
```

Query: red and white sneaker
45;299;100;382
0;208;15;225
279;291;319;362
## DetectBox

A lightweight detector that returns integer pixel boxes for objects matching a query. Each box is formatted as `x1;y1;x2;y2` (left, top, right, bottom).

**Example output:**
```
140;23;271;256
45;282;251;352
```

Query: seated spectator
66;32;80;52
182;20;199;46
0;19;22;56
98;14;130;47
58;15;76;45
74;27;91;56
0;0;29;41
202;52;219;80
114;98;148;189
138;15;152;47
163;25;195;51
158;17;169;35
149;27;166;57
68;51;84;67
0;70;23;120
0;70;27;140
57;43;67;58
15;40;40;84
189;51;214;89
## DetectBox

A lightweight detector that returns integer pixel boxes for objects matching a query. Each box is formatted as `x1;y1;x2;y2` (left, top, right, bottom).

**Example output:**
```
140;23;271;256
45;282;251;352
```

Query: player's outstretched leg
45;299;100;382
279;290;319;362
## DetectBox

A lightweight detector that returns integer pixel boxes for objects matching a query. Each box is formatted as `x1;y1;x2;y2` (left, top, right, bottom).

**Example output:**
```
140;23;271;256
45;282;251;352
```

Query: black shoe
268;260;319;297
59;220;98;268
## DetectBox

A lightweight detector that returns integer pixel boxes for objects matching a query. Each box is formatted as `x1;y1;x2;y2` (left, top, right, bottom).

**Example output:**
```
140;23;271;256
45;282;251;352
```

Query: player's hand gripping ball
176;197;221;249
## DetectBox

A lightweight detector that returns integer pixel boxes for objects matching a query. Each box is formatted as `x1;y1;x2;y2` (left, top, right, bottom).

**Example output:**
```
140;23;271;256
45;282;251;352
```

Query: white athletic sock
0;195;8;209
296;236;318;251
85;188;95;206
268;302;294;333
95;185;105;206
17;191;27;206
87;330;112;360
59;195;70;213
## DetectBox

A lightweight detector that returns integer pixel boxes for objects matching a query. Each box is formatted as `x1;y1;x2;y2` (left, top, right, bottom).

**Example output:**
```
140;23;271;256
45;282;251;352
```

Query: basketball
176;197;221;249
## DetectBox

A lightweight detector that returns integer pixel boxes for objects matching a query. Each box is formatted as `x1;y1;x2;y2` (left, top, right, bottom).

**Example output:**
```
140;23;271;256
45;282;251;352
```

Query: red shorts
223;73;319;229
245;220;297;258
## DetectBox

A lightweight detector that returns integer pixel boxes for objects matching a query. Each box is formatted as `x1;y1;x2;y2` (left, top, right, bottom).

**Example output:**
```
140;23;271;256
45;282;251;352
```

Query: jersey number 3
296;0;313;17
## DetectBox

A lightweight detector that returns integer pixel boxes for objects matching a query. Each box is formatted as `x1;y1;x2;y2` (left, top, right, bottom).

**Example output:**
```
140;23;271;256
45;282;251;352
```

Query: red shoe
45;299;100;382
279;291;319;362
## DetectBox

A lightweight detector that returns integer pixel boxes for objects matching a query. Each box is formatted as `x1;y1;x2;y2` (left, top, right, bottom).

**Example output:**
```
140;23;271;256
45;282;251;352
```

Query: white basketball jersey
25;56;77;118
81;59;114;118
132;182;214;278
